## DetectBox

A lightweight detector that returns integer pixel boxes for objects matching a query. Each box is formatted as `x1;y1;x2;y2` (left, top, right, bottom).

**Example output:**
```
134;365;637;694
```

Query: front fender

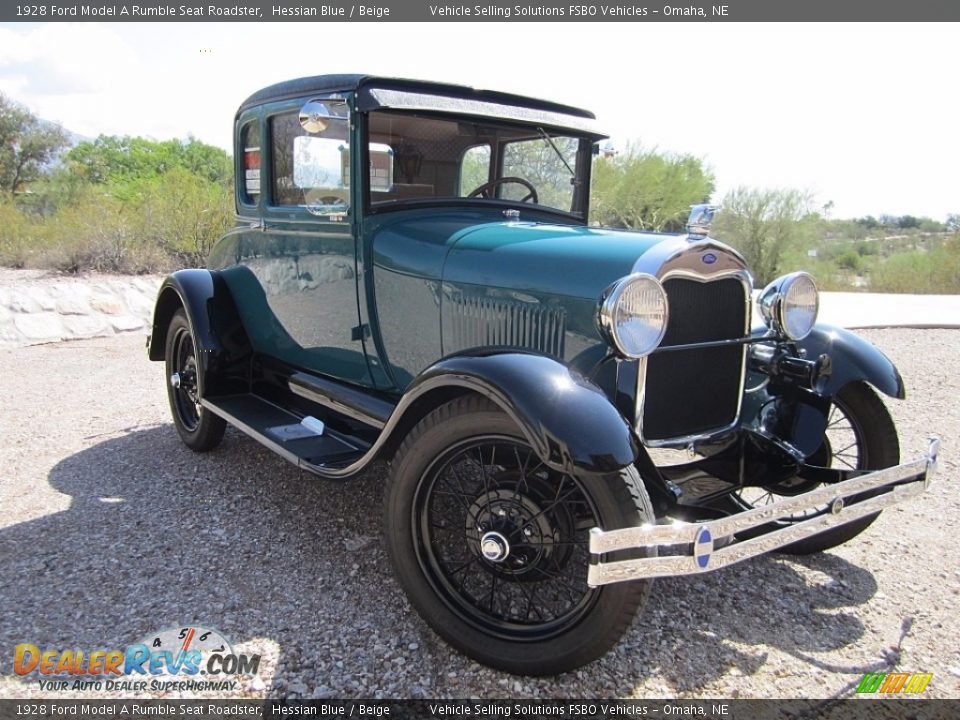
146;269;250;397
405;352;639;475
797;324;905;399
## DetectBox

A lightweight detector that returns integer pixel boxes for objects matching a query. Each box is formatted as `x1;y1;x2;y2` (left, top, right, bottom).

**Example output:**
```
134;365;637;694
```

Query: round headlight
758;272;819;340
598;274;669;358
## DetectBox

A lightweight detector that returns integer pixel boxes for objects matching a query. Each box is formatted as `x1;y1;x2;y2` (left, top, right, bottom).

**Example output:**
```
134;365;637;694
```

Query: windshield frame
359;108;595;222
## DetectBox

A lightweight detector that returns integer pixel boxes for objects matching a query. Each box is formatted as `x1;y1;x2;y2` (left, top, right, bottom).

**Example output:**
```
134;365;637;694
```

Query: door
216;98;375;387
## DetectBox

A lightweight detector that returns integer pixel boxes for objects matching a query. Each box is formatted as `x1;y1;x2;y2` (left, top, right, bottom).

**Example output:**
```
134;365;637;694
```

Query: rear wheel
735;381;899;554
164;309;226;452
384;396;654;675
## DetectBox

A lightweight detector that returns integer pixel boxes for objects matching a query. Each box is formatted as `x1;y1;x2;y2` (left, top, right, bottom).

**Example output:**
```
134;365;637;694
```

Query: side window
502;136;578;211
240;120;260;205
271;100;350;213
459;145;491;196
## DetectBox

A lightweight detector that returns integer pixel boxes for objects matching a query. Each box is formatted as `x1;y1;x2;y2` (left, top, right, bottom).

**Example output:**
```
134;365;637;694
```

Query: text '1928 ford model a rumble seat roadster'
147;74;940;675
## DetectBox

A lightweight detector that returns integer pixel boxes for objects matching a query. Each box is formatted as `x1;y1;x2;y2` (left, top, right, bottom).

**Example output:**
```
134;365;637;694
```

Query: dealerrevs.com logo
14;626;261;692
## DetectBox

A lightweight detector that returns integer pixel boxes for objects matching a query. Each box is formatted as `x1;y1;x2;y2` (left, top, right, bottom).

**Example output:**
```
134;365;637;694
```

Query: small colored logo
856;671;932;694
701;252;718;265
694;526;713;569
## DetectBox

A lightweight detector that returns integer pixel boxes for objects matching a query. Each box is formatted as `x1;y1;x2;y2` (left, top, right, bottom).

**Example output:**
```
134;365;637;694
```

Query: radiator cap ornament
687;204;719;240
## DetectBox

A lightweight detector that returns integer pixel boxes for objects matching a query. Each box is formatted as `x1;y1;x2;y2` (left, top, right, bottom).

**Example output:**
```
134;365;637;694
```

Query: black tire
384;395;654;675
738;381;899;555
164;309;226;452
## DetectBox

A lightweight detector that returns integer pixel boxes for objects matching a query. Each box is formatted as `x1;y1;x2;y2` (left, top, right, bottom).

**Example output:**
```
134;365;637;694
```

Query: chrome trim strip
288;376;388;430
586;438;939;586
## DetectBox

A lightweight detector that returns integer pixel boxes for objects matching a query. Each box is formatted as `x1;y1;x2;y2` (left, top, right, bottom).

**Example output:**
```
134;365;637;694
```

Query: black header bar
0;699;959;719
3;0;960;22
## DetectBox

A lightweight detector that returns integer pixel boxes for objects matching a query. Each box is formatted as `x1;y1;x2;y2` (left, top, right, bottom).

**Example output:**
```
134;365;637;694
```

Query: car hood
443;221;675;300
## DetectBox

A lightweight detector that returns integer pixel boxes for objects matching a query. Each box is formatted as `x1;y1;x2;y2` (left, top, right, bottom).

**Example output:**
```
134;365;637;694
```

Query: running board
202;394;367;474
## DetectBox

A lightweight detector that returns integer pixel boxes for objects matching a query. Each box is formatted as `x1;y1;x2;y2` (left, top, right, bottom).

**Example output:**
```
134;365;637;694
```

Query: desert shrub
4;168;234;274
591;144;714;231
139;168;233;267
870;237;960;294
0;199;34;268
35;188;168;274
835;250;861;271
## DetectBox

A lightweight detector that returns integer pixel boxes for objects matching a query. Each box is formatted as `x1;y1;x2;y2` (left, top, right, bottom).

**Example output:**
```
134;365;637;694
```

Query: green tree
712;187;814;285
591;144;714;231
139;167;234;265
0;93;69;196
66;135;231;193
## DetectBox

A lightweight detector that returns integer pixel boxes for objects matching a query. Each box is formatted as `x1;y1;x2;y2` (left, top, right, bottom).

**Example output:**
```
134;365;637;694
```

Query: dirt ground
0;330;957;701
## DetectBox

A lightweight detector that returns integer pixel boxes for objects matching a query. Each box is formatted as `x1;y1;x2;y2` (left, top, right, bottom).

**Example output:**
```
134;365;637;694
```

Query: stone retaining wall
0;270;162;349
3;267;957;351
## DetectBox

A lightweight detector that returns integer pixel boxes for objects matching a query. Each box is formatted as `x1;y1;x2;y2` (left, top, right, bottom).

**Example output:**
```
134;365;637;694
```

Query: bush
870;237;960;294
0;199;34;268
0;165;236;275
139;168;234;267
835;249;861;271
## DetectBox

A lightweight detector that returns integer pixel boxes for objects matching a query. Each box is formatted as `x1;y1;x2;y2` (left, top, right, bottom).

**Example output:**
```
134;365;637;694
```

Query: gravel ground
0;329;957;700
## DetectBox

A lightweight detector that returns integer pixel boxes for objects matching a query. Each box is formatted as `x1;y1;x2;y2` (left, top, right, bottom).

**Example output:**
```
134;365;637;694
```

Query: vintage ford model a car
148;75;940;675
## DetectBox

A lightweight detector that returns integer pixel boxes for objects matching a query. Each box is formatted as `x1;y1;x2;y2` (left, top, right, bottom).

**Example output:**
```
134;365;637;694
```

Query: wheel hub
464;480;566;577
480;531;510;562
416;439;604;634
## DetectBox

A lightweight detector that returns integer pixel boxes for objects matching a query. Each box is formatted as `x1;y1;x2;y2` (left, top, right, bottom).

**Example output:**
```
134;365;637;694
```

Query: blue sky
0;22;956;221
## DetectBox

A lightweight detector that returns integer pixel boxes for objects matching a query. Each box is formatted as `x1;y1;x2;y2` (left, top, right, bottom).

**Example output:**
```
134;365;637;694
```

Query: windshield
366;110;589;216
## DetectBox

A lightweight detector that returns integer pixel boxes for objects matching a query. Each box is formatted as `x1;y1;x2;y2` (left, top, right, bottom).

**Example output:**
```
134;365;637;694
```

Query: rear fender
147;269;251;397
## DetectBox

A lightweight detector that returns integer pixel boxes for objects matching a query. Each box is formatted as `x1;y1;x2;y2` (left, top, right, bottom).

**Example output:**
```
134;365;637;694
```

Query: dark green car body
147;75;934;675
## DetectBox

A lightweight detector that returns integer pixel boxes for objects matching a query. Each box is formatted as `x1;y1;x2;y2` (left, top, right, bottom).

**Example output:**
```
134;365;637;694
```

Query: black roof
238;74;596;120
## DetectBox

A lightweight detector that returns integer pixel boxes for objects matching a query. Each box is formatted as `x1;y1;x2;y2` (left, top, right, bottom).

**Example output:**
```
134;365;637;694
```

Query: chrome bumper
587;437;941;586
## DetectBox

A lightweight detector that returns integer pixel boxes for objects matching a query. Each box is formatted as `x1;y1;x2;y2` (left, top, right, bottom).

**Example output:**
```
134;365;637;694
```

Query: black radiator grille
642;277;748;442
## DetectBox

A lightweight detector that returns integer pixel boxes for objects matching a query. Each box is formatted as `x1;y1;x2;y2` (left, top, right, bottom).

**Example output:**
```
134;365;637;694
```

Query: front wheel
736;381;900;555
384;396;654;675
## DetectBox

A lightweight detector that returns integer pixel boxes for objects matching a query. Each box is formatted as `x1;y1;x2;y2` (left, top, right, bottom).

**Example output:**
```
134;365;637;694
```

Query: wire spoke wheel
737;397;862;521
733;381;899;554
385;396;653;675
416;436;599;637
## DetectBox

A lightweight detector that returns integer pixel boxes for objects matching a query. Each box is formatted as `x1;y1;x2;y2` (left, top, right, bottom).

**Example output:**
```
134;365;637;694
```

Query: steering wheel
467;177;539;204
304;192;348;216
